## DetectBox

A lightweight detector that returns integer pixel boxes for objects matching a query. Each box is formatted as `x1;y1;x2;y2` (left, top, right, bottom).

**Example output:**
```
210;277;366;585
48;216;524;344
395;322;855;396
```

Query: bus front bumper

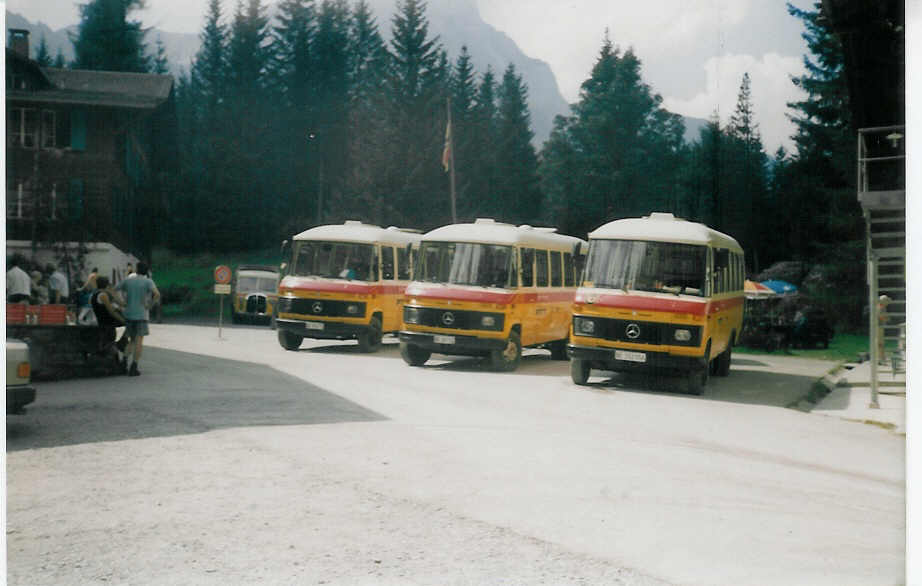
277;318;370;340
399;331;506;355
567;343;706;374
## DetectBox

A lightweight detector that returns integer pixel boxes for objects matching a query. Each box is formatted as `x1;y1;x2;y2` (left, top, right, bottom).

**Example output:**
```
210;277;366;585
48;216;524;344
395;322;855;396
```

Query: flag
441;119;452;172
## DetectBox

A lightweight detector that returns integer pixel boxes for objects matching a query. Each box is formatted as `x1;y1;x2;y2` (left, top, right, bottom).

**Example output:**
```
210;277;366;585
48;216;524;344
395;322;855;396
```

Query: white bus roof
588;213;742;252
422;218;587;252
292;221;424;246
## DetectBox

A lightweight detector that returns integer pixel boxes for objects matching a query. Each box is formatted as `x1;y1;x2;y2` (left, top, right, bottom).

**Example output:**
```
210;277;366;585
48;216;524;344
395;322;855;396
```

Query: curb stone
786;361;845;412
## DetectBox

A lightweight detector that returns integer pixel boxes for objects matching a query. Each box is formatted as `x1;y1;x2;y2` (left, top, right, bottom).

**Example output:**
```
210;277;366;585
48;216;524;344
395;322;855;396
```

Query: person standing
91;276;127;368
48;264;70;304
115;261;160;377
6;256;31;303
30;270;50;304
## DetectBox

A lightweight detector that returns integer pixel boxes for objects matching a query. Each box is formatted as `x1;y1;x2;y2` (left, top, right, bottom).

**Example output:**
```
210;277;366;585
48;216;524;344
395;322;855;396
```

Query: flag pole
447;97;457;223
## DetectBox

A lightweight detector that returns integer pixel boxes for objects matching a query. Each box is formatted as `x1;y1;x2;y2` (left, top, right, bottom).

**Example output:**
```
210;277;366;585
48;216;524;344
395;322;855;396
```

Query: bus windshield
291;241;378;281
417;242;515;288
583;240;707;296
236;276;278;292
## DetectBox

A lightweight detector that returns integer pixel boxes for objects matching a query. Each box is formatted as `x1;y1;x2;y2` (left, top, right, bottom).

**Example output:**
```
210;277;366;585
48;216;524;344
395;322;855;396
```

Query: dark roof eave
6;91;166;110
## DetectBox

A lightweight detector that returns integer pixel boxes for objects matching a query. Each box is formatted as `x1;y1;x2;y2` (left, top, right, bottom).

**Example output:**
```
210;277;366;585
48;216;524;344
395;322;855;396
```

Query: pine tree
53;48;67;68
495;63;539;224
448;46;477;218
152;35;170;74
71;0;151;72
539;33;683;236
383;0;446;228
270;0;317;231
35;35;53;66
312;0;352;223
343;0;390;223
466;67;498;219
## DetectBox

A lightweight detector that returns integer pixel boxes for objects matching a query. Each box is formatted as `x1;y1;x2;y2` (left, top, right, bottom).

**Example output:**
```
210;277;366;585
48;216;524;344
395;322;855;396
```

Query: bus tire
357;317;383;353
278;330;303;351
687;364;708;395
490;330;521;372
570;358;590;385
715;343;732;377
549;339;568;360
400;341;430;366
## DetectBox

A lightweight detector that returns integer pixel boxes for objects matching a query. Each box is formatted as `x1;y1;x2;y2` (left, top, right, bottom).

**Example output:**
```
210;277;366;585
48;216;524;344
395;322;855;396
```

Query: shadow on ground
6;347;385;452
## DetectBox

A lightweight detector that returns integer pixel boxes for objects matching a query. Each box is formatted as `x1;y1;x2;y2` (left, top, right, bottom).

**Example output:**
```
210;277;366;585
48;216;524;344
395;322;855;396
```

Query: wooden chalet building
5;29;177;261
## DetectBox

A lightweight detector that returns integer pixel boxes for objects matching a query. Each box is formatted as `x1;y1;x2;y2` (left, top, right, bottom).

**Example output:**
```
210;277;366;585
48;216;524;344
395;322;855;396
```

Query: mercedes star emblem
625;323;641;339
441;311;455;326
312;301;323;314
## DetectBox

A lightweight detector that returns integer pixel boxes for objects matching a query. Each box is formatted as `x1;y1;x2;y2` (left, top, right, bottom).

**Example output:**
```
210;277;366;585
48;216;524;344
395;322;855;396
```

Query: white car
6;339;36;414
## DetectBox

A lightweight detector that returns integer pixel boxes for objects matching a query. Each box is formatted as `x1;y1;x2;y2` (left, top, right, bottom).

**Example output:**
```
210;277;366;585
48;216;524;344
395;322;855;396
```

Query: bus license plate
433;335;456;344
615;350;646;363
305;321;324;331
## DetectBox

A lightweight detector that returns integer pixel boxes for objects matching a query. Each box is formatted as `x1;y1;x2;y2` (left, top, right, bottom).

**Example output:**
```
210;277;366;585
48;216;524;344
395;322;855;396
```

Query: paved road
6;324;905;586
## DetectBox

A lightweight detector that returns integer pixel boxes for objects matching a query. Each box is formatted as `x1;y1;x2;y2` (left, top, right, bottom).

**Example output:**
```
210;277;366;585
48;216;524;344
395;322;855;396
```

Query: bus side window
397;245;411;280
564;252;575;287
714;248;730;294
536;250;549;287
381;246;395;280
521;248;535;287
550;251;563;287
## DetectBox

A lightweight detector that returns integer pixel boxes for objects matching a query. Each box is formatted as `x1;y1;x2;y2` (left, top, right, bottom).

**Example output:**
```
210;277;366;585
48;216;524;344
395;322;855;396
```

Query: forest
56;0;867;329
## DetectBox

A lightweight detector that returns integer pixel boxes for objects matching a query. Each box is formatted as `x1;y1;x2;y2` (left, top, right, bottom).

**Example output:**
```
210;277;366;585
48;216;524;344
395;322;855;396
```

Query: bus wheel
490;331;521;372
687;365;708;395
400;341;431;366
358;317;383;352
715;343;732;377
278;330;303;351
570;358;590;385
549;340;568;360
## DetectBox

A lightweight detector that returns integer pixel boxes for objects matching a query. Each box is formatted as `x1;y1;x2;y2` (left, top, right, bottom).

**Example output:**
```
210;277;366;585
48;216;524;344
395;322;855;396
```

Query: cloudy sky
7;0;815;152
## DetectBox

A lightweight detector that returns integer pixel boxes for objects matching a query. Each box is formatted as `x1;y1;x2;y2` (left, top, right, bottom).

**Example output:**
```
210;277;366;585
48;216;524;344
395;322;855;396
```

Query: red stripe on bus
575;292;744;316
576;292;708;315
281;278;380;295
406;284;576;305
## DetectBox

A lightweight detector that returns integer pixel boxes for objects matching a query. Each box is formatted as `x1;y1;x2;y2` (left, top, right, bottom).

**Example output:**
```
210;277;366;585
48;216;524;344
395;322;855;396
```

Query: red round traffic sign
214;265;232;284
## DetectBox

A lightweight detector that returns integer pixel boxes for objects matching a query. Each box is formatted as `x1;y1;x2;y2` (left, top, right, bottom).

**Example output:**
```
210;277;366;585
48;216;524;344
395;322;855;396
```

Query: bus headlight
404;307;420;324
674;329;692;342
574;317;596;335
481;315;496;327
347;304;361;315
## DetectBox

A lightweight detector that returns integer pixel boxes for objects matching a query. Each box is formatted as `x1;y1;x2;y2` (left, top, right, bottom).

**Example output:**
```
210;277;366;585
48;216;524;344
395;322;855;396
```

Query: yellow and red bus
399;219;587;371
568;213;744;394
276;221;422;352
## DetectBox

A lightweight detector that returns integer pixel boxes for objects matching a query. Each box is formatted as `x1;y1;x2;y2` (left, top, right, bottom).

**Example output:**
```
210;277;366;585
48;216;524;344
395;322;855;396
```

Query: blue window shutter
71;110;86;151
68;179;84;221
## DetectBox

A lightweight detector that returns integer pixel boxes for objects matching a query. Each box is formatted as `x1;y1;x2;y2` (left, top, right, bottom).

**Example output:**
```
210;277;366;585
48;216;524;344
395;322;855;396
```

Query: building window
42;110;57;148
8;108;38;148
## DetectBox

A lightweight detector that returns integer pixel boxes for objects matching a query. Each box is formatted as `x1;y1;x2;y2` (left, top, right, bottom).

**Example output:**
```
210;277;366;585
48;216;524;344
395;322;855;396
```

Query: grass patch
151;247;281;320
736;333;896;363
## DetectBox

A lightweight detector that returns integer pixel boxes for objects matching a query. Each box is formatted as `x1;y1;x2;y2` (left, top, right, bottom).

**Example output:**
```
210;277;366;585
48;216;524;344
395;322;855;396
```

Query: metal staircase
858;125;906;407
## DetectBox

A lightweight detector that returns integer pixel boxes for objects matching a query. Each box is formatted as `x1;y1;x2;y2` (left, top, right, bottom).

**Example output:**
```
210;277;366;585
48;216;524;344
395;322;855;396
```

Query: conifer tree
270;0;317;230
71;0;151;72
383;0;446;228
53;48;67;68
343;0;390;223
466;67;498;220
35;35;53;66
495;63;540;224
448;46;477;218
152;35;170;74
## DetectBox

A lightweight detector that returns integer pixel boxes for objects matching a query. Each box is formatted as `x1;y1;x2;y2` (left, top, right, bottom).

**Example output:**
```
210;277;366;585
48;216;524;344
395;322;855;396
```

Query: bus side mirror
281;239;290;255
280;262;288;273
